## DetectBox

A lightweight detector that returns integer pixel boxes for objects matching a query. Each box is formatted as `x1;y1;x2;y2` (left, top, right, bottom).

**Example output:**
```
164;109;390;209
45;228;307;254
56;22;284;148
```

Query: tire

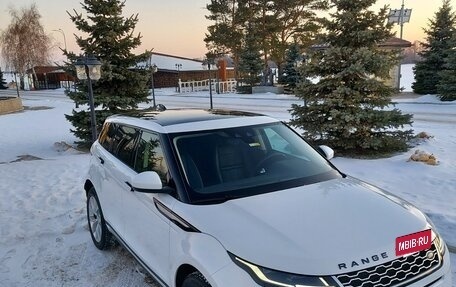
182;272;211;287
87;187;111;250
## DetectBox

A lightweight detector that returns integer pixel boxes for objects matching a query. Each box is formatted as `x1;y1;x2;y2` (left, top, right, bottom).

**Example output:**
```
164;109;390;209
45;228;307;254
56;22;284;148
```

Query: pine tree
0;68;8;89
205;0;249;79
238;23;263;91
438;32;456;101
269;0;326;80
65;0;151;146
281;43;302;93
412;0;456;95
248;0;277;70
290;0;413;155
205;0;325;82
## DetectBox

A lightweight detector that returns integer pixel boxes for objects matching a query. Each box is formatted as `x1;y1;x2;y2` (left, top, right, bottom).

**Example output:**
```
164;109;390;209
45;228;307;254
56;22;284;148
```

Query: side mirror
131;171;164;193
318;145;334;160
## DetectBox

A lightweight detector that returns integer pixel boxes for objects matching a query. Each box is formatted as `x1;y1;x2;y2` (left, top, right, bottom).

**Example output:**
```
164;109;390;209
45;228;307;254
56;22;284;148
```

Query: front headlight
433;231;446;256
426;221;446;257
425;218;446;256
230;253;337;287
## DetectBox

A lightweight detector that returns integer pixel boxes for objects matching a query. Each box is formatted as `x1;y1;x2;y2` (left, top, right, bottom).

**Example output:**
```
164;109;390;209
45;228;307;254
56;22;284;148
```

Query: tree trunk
19;74;25;90
31;66;39;90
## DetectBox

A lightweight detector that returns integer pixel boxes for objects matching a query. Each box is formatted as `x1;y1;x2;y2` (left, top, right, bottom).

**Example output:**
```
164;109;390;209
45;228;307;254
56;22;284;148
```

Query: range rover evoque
85;108;452;287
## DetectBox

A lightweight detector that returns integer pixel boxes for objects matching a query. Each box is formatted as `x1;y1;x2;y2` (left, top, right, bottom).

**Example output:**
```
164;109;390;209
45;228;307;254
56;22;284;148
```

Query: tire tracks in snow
449;245;456;254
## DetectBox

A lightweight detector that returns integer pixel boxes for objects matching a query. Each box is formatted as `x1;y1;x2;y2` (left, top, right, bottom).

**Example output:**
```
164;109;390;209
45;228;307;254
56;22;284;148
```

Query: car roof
106;108;280;134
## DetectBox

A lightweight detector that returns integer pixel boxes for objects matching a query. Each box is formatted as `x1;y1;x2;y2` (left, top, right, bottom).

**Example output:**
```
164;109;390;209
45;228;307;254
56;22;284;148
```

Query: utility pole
388;0;412;91
399;0;405;39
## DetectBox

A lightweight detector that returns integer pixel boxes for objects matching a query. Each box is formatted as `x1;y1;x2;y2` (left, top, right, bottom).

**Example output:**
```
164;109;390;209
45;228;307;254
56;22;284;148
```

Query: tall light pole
148;50;158;107
151;64;158;107
388;0;412;90
14;72;20;97
175;64;182;92
75;55;102;143
203;58;215;109
52;29;67;51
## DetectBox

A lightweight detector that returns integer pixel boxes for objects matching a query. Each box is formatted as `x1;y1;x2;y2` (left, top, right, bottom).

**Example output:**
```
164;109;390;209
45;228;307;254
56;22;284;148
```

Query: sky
0;0;447;62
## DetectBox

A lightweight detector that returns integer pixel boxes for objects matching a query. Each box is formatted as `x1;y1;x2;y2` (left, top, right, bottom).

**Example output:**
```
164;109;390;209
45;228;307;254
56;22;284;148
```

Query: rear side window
98;122;139;168
134;131;169;185
99;122;118;153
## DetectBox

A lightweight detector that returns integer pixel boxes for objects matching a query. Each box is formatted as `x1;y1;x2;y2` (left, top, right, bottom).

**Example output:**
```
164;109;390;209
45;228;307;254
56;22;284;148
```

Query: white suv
85;109;451;287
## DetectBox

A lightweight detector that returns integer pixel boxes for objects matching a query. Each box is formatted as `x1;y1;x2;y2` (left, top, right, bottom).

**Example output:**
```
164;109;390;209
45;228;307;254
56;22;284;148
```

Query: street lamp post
151;64;158;107
203;58;215;109
175;64;182;93
75;55;102;143
14;72;20;97
52;29;67;51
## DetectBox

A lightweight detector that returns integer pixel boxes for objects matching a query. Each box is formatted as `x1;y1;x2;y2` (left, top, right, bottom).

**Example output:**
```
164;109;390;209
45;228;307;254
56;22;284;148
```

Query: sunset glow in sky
0;0;447;62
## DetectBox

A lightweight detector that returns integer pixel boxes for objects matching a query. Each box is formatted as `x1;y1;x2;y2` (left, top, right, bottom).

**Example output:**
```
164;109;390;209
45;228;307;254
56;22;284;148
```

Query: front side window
134;131;169;185
171;122;341;203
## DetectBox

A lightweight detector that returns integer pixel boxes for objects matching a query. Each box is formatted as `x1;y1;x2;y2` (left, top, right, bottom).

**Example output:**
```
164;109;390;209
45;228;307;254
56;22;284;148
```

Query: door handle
98;156;104;164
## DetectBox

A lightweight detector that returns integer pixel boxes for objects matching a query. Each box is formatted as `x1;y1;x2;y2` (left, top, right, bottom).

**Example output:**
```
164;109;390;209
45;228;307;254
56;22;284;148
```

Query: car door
97;123;139;237
121;130;172;283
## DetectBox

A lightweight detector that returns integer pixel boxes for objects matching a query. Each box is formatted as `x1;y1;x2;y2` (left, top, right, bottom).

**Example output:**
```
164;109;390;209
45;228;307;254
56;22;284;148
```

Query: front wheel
182;272;211;287
87;187;111;250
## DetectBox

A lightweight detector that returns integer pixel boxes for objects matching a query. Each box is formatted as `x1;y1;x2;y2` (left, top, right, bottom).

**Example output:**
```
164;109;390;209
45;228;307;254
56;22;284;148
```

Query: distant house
28;66;75;90
378;37;412;89
29;52;236;90
146;52;235;88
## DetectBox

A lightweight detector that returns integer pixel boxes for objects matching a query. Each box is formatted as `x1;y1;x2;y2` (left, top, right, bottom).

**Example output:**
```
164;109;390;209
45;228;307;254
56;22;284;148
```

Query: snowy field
0;85;455;286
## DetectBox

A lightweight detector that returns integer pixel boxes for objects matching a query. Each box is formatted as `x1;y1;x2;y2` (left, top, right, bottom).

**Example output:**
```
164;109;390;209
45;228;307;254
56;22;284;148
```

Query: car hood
173;177;430;275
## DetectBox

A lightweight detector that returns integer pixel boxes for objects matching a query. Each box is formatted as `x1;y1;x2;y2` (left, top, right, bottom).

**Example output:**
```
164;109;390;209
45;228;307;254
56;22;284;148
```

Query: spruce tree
290;0;413;155
281;43;302;93
412;0;455;95
65;0;151;146
0;68;7;89
438;32;456;101
238;23;263;91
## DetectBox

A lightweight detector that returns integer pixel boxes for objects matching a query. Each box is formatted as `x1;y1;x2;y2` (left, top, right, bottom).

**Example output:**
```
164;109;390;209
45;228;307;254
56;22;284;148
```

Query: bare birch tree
0;3;52;89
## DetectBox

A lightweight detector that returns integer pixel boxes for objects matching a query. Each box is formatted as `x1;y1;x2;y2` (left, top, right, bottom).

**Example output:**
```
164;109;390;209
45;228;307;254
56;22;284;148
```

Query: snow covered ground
0;87;455;286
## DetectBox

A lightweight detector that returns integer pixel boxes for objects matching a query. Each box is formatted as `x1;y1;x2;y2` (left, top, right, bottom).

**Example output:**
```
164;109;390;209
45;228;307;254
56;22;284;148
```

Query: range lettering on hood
338;252;388;270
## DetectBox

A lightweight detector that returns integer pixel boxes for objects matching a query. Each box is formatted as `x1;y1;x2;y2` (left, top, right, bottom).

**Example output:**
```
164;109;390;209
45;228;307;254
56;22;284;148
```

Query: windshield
171;122;341;203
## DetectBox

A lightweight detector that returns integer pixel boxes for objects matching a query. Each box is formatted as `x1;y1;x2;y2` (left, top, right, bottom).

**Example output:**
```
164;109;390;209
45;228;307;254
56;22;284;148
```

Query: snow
0;85;455;285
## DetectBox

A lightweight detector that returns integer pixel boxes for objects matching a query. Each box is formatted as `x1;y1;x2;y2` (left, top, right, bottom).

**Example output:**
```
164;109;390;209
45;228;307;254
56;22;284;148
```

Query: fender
169;227;231;287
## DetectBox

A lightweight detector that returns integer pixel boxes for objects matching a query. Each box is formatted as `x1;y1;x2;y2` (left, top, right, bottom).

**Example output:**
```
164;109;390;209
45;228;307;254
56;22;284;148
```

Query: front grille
336;244;441;287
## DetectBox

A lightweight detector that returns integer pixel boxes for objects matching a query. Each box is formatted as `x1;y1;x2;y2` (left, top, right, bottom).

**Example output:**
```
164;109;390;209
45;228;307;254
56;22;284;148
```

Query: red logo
396;229;432;256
